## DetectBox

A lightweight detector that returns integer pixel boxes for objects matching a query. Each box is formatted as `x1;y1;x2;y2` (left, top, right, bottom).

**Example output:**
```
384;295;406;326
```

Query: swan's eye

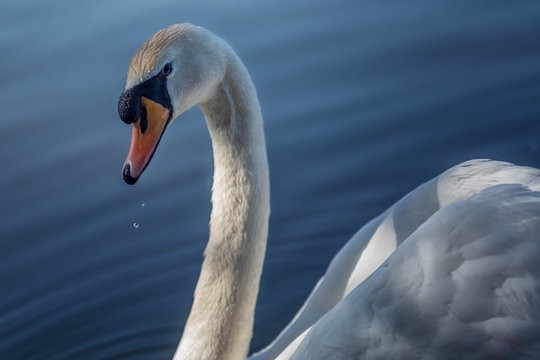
162;63;173;76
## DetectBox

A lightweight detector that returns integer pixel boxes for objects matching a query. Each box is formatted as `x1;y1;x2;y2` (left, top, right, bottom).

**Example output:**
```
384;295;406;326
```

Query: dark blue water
1;1;540;359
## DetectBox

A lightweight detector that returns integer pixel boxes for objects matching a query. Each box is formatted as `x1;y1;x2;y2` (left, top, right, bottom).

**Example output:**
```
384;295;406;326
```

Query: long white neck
173;44;270;360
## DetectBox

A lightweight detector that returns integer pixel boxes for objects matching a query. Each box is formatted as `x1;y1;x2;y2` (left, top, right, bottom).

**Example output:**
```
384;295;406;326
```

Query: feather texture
254;160;540;359
288;183;540;359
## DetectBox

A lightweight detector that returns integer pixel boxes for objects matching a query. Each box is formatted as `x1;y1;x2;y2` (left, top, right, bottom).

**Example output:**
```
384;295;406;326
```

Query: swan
117;24;540;360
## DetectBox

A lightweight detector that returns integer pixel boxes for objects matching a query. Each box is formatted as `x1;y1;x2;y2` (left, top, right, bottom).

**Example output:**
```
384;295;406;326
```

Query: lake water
1;1;540;359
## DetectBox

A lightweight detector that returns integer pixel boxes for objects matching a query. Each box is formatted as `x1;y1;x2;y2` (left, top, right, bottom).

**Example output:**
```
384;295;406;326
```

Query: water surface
1;1;540;359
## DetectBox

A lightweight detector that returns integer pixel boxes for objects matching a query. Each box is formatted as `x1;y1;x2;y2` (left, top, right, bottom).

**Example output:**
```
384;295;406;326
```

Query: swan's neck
173;48;270;360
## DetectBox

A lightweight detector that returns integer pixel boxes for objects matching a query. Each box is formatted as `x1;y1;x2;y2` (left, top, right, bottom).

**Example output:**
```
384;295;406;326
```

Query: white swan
117;24;540;360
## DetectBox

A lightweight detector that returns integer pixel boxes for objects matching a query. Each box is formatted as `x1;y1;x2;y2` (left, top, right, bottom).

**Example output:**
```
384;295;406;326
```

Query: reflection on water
1;0;540;359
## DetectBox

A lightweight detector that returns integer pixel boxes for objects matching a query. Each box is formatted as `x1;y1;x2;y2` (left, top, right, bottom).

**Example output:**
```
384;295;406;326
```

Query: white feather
286;184;540;360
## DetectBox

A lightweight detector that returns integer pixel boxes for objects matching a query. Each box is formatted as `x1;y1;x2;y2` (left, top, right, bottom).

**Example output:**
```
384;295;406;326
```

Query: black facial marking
118;71;173;125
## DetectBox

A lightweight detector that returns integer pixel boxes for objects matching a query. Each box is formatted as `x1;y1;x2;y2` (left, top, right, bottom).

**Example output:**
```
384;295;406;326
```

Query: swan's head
118;23;225;184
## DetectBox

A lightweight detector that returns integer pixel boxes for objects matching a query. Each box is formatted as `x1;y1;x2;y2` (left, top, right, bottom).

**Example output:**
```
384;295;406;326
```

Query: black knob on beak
118;87;142;124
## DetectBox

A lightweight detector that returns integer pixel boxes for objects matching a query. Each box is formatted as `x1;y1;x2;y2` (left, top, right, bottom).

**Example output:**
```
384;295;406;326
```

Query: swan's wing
290;184;540;359
251;160;540;359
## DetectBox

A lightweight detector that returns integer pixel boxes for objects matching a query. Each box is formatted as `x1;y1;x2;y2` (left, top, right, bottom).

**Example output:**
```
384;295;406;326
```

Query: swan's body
252;160;540;359
118;24;540;360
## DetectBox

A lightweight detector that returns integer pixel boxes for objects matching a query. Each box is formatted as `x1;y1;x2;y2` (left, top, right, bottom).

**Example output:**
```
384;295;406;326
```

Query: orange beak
122;96;171;184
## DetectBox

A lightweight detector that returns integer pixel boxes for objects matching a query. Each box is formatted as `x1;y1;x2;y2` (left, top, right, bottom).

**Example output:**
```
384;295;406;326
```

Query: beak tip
122;163;139;185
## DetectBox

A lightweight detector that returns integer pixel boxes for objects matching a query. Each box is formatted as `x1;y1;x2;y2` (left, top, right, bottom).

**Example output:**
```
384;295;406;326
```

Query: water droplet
133;222;140;229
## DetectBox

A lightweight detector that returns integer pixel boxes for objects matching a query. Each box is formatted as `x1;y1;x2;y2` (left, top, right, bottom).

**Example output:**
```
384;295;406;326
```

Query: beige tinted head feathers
126;23;192;87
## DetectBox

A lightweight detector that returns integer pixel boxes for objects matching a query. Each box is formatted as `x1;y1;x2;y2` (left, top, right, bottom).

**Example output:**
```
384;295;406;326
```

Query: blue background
1;1;540;358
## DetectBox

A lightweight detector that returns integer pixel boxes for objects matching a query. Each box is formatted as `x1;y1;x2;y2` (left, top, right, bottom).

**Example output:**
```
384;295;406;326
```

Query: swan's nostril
122;163;138;185
140;106;148;134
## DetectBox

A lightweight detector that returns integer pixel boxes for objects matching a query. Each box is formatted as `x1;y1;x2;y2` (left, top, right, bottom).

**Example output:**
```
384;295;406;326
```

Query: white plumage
119;24;540;360
253;160;540;359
